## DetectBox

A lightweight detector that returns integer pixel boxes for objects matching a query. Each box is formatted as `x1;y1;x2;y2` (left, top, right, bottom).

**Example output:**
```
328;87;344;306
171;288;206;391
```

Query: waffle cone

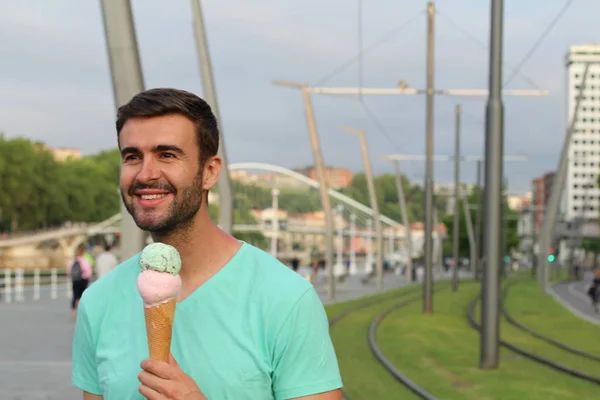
144;298;177;361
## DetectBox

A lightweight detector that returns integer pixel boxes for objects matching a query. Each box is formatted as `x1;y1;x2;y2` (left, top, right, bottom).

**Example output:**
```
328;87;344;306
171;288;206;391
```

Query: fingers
139;383;164;400
141;358;178;380
139;369;174;399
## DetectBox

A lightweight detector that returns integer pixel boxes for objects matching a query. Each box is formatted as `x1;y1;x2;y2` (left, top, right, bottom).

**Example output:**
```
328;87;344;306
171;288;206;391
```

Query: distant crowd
66;242;119;319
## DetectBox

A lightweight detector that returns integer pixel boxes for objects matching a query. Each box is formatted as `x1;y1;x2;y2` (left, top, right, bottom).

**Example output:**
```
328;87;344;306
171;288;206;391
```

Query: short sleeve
72;298;102;395
271;287;343;399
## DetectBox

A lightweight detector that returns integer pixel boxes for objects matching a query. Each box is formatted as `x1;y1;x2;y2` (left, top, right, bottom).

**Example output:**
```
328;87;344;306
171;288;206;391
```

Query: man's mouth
140;193;168;200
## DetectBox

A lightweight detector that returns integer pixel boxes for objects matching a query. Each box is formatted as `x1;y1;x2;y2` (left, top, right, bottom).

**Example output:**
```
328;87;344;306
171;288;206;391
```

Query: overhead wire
503;0;576;87
436;9;541;90
312;9;424;87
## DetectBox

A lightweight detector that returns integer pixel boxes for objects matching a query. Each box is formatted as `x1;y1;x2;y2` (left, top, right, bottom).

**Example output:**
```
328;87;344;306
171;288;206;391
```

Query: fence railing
0;268;71;303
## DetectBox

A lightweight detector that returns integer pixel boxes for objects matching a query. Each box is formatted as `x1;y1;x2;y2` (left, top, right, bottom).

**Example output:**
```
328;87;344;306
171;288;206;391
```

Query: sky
1;0;599;193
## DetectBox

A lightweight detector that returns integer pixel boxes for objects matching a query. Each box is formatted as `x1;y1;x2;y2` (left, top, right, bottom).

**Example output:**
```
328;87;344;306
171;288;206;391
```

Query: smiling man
71;88;343;400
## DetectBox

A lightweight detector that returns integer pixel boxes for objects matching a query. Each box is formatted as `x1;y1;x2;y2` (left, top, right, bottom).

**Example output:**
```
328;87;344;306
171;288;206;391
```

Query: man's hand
138;354;207;400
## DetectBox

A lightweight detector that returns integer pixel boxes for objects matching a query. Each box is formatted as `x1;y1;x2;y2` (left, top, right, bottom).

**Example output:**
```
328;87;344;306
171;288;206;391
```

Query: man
95;244;119;280
72;88;343;400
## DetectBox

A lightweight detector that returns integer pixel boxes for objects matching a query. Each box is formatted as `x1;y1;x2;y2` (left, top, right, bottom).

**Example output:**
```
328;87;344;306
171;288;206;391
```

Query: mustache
128;180;176;196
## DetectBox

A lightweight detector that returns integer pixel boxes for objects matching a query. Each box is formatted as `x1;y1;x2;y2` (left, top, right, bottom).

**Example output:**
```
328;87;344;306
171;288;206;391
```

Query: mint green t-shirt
71;242;342;399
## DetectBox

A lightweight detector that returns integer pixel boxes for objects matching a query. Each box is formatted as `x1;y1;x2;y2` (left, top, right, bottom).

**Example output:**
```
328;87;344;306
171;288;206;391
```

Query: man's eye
123;155;139;161
162;152;176;158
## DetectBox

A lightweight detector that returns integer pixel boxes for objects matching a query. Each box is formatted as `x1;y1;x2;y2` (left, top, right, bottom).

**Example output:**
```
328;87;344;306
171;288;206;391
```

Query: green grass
472;279;600;378
503;279;600;363
328;279;600;399
325;284;423;399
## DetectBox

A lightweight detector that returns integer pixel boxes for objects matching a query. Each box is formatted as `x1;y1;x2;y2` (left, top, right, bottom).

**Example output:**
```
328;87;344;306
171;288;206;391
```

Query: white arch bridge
1;162;446;269
0;162;413;249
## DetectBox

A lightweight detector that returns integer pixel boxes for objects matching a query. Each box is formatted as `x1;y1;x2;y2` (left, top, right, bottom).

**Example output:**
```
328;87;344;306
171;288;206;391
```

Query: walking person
587;268;600;313
95;244;119;280
67;244;92;320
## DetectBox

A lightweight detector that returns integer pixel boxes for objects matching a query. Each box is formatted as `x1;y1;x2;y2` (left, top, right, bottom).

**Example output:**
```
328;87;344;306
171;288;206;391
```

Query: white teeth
141;194;167;200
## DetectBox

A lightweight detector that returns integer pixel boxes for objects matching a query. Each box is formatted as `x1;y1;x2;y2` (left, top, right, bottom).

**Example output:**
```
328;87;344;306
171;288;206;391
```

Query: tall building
564;44;600;222
532;173;554;232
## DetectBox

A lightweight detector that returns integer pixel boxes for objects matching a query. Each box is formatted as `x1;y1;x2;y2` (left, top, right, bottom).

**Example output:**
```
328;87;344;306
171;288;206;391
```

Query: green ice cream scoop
139;243;182;275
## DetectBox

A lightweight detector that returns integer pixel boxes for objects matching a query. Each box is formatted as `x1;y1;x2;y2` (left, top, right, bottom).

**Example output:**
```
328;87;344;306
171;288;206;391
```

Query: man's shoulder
239;243;313;297
79;253;140;310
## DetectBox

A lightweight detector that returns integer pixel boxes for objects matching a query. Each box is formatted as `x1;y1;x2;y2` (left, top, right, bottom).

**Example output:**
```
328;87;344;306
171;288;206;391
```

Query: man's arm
292;388;343;400
83;392;103;400
271;287;343;400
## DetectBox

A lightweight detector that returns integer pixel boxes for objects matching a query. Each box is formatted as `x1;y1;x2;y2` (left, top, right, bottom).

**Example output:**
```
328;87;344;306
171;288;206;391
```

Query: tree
0;136;121;232
341;172;447;226
583;239;600;269
442;186;520;259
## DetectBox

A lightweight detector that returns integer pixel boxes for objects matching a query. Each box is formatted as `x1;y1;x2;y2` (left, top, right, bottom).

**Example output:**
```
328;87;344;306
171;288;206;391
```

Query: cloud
1;0;600;194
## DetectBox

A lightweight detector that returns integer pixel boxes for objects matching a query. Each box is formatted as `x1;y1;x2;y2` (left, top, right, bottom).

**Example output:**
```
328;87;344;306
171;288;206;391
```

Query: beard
121;172;204;235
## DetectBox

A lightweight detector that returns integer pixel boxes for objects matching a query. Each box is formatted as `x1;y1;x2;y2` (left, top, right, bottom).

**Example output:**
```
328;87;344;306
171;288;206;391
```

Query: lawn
327;278;600;399
503;279;600;365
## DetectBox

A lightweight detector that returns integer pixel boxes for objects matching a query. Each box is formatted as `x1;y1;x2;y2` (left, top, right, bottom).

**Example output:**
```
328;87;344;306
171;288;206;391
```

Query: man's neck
151;210;242;298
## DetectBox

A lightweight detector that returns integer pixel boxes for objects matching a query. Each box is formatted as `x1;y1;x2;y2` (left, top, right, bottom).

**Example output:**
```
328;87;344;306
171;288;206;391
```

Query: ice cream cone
144;298;177;361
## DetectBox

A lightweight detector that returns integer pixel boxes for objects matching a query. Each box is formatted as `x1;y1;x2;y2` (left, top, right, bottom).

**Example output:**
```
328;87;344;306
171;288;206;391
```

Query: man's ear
202;155;222;191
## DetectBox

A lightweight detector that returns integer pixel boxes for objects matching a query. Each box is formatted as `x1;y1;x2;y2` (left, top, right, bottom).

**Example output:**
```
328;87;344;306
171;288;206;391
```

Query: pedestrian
290;257;299;272
587;268;600;313
67;244;92;320
95;244;119;280
71;88;343;399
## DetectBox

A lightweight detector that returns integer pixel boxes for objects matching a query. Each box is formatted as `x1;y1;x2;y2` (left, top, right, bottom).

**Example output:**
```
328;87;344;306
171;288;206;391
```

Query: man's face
118;114;205;234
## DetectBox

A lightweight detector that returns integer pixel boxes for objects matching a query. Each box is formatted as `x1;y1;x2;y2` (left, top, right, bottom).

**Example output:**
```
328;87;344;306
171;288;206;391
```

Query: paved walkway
551;272;600;326
0;267;468;399
0;291;76;400
0;271;408;399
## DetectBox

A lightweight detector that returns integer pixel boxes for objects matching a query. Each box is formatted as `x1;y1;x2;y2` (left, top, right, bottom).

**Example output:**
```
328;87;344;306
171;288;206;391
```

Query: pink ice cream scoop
137;269;182;307
137;242;183;307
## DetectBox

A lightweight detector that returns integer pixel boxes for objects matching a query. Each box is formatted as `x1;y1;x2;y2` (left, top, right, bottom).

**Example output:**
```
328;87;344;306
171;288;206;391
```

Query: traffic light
547;254;555;262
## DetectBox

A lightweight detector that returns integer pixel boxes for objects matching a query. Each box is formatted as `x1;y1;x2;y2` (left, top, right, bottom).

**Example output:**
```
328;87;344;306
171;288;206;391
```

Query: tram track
502;282;600;363
466;292;600;386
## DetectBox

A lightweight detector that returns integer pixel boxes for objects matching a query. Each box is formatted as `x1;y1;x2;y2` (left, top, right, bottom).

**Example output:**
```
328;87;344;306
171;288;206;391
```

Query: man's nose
136;159;161;183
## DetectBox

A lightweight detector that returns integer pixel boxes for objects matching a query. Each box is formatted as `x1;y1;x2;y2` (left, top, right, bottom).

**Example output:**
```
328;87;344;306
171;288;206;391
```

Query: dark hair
116;88;219;165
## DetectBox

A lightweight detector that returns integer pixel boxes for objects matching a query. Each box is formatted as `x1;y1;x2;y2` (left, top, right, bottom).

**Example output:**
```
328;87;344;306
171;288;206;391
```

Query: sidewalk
551;274;600;326
0;268;465;399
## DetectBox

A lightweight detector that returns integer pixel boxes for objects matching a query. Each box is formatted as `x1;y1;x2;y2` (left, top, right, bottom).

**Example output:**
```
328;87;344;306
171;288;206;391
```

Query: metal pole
392;161;414;281
270;188;279;257
423;0;436;314
100;0;146;260
190;0;233;234
462;194;477;273
453;104;462;291
480;0;504;370
538;62;589;293
531;202;538;277
334;205;345;274
475;160;483;279
355;129;384;289
302;86;336;300
365;218;374;275
341;127;383;287
349;214;358;275
501;178;508;278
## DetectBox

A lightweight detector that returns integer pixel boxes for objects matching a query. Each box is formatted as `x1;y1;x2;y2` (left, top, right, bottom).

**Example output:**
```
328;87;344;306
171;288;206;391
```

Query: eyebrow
120;144;185;157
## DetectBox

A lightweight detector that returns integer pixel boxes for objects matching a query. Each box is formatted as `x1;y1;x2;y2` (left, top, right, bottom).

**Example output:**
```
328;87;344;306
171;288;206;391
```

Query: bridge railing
0;268;71;303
